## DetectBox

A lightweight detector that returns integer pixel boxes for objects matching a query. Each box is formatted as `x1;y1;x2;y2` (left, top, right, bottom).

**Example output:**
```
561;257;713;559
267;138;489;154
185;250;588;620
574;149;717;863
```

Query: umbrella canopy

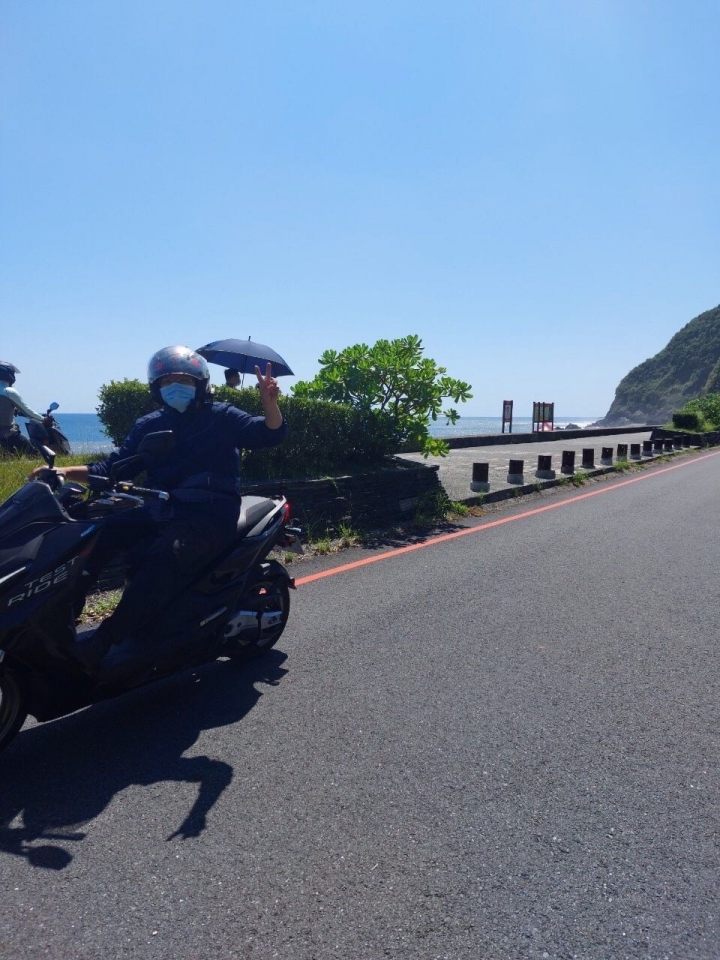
196;339;294;377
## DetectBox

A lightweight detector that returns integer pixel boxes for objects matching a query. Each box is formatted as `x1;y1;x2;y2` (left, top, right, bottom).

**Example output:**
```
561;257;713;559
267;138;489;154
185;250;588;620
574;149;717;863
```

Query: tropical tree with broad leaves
292;335;472;457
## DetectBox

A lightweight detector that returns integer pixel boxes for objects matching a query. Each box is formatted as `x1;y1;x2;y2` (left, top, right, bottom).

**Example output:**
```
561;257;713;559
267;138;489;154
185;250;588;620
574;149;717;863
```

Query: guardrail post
561;450;575;474
535;455;555;479
581;448;595;469
601;447;613;465
617;443;628;460
642;440;653;456
507;459;525;484
470;462;490;493
630;443;641;460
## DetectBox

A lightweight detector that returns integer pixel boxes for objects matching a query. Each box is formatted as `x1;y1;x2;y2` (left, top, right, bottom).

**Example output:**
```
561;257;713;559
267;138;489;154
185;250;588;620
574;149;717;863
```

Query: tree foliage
292;335;472;456
673;392;720;431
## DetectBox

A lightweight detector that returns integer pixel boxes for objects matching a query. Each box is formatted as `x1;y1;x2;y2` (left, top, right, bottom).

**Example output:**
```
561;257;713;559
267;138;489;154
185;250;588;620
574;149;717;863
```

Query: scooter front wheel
0;670;28;754
224;576;290;663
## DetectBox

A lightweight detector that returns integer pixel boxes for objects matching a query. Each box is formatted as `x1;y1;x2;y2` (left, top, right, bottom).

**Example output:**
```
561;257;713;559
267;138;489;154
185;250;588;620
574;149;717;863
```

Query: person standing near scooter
31;345;286;674
0;361;51;456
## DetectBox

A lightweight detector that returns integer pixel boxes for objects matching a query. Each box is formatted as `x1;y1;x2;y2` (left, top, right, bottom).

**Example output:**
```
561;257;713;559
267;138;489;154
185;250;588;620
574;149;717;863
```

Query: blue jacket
87;402;286;501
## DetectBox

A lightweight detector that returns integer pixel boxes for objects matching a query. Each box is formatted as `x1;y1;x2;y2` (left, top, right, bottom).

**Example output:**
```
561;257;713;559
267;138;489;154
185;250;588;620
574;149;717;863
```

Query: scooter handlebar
115;482;170;501
86;475;169;501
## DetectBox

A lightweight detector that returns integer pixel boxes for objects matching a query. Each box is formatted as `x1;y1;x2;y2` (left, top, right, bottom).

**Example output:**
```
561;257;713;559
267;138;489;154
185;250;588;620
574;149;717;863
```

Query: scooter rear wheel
225;577;290;663
0;670;28;754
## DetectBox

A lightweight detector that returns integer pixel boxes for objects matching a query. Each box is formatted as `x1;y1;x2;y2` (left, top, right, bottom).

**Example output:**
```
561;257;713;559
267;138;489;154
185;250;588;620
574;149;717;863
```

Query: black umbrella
196;339;294;377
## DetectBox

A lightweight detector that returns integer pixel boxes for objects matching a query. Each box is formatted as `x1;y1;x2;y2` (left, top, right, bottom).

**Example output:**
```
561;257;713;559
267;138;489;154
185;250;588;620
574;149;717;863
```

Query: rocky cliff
598;304;720;425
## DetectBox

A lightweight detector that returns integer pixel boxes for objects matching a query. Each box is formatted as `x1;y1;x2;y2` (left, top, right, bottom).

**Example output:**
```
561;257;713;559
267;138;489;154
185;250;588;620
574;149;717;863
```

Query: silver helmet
147;346;210;405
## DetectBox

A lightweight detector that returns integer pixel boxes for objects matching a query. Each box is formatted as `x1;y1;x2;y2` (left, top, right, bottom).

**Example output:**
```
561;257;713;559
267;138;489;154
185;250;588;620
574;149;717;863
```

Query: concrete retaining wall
441;425;662;450
244;460;441;531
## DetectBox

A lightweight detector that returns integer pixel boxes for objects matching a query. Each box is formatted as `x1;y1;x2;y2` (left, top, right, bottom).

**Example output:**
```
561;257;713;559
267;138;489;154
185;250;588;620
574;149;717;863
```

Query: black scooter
0;430;301;754
25;402;72;456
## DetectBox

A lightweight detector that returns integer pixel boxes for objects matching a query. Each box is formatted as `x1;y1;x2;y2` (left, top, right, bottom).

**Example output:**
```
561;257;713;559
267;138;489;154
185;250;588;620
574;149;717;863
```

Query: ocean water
428;415;600;438
51;412;601;453
53;413;114;453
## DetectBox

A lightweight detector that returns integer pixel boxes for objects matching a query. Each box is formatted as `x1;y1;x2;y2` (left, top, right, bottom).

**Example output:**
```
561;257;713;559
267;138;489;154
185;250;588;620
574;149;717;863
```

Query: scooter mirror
40;445;56;468
109;454;143;481
48;402;59;412
137;430;176;466
109;431;176;481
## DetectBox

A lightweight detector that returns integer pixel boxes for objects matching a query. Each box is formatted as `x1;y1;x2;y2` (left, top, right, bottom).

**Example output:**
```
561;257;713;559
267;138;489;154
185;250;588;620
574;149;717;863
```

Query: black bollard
601;446;613;464
673;436;682;449
582;448;595;469
683;434;691;448
653;437;664;452
630;443;641;460
535;454;555;479
664;438;674;452
617;443;628;460
507;459;525;484
471;462;490;493
642;440;653;456
561;450;575;474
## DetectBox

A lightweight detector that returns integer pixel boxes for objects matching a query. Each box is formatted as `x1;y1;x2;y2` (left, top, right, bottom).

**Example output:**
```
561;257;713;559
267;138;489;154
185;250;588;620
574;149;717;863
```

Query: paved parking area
399;430;657;503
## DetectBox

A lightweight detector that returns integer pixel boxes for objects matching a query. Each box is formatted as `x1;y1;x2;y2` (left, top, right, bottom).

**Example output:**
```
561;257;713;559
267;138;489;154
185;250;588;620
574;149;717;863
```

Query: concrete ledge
438;425;663;450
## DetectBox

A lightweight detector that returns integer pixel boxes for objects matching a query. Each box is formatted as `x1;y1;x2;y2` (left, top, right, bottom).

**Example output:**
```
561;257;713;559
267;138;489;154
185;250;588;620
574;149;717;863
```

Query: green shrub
96;381;400;479
672;410;705;431
686;392;720;428
672;392;720;431
96;379;158;445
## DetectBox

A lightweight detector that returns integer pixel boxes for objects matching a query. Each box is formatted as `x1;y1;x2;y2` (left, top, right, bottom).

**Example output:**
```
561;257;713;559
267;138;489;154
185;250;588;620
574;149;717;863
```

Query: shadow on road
0;650;288;870
360;518;465;551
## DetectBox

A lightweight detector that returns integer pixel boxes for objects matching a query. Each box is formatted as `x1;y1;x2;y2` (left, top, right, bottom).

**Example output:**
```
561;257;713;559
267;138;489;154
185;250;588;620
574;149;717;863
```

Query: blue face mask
159;382;196;412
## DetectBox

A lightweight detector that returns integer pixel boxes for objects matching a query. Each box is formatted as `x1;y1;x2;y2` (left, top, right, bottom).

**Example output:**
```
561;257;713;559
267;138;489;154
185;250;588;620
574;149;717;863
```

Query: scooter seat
236;496;277;537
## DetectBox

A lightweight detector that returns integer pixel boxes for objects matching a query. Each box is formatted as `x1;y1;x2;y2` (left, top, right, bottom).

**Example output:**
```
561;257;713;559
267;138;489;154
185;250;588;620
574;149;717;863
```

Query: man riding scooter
31;345;286;675
0;362;54;456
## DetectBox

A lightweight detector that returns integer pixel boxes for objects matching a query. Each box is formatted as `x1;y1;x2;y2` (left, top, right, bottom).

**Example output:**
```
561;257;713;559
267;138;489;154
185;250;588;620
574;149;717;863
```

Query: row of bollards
470;435;703;492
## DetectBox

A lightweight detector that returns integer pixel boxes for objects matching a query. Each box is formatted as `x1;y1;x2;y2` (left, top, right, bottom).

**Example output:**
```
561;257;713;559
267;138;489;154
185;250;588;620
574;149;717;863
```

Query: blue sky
2;0;718;416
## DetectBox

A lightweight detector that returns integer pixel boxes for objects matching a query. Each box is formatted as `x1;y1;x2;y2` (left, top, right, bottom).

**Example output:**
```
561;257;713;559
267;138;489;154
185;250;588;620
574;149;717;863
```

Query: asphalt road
1;451;719;959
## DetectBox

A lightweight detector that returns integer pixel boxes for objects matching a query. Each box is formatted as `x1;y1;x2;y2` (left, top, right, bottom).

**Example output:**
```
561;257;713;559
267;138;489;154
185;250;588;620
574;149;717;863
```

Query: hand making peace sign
255;363;281;404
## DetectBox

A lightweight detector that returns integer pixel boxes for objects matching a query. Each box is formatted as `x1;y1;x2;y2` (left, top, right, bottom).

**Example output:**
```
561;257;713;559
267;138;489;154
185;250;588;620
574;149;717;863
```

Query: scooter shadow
0;650;288;870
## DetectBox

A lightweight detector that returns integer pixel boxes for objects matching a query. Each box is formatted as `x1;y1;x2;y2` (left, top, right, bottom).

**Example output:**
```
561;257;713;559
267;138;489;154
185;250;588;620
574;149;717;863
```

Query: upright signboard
501;400;513;434
532;402;555;432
